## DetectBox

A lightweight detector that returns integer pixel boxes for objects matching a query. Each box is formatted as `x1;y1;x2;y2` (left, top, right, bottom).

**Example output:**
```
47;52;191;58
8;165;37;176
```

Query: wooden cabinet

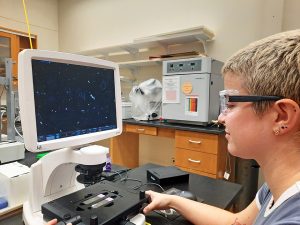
175;130;218;154
111;122;234;180
175;149;217;174
0;27;37;84
174;130;228;179
125;124;157;136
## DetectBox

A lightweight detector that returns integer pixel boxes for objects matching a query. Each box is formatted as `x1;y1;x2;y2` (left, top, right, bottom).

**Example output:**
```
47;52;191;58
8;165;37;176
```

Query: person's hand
143;190;174;214
45;218;72;225
45;219;58;225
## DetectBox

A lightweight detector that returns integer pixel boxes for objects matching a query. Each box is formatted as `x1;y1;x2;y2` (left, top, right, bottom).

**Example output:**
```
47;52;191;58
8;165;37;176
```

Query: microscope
18;50;147;225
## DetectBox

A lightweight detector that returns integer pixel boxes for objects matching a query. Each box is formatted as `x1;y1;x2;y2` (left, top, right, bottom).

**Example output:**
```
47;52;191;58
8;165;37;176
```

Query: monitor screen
18;50;122;152
32;59;117;142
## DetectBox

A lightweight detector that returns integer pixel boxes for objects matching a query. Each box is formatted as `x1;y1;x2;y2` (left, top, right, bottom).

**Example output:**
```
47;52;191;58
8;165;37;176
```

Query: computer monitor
18;50;122;152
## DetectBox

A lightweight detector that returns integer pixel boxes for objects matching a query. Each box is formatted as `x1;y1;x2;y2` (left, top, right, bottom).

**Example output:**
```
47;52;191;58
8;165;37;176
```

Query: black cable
102;169;129;181
132;182;165;192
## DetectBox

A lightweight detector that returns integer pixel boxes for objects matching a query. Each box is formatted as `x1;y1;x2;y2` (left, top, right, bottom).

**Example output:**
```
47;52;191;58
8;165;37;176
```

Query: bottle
0;197;8;209
104;153;112;172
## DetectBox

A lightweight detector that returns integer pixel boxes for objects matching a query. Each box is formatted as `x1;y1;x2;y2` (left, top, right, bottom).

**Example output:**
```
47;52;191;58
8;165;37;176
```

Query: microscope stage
41;180;148;225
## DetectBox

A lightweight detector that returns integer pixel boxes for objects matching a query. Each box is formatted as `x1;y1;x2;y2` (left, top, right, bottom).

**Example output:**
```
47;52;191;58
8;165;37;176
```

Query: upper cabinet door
0;31;18;77
0;28;37;87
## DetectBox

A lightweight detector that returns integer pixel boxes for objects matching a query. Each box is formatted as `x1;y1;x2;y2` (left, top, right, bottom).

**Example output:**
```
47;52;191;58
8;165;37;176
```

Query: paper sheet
162;76;180;103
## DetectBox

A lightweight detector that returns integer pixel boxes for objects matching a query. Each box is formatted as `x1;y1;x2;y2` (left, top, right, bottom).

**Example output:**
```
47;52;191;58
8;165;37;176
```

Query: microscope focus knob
90;215;98;225
63;214;71;220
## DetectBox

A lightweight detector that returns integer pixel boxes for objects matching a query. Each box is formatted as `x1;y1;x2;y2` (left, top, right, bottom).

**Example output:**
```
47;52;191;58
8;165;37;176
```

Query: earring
274;128;280;135
281;124;288;129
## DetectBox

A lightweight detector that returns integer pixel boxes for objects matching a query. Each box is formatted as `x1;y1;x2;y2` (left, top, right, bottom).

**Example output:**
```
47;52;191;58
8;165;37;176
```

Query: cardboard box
0;162;30;208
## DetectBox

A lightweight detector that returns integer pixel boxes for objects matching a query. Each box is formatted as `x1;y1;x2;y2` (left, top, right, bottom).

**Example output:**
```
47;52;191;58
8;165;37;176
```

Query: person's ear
271;99;300;136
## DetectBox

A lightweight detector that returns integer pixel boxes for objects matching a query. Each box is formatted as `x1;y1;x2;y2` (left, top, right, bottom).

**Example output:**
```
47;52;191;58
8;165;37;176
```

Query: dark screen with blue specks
31;59;117;142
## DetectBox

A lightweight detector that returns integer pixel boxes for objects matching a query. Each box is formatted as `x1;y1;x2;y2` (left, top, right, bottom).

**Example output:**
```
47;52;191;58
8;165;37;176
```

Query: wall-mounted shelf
133;26;214;46
77;26;214;59
118;59;163;69
120;76;136;83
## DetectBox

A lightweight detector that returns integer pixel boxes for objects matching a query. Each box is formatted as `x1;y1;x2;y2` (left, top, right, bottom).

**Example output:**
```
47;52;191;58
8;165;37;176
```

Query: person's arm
143;190;258;225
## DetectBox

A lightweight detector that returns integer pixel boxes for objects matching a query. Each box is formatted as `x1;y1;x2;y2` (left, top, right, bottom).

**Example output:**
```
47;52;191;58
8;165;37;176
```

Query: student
143;30;300;224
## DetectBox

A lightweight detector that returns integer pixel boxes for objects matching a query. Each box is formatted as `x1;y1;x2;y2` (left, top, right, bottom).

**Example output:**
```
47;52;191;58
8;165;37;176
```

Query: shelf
77;26;214;57
133;26;214;46
120;76;136;83
77;42;147;58
119;59;163;68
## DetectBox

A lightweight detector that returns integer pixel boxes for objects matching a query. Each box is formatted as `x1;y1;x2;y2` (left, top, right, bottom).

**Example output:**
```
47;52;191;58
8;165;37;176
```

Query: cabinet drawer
175;130;218;154
175;148;217;174
125;124;157;136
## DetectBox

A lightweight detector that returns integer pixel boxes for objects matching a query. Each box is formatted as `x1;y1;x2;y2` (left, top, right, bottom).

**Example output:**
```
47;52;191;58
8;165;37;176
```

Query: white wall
0;0;59;50
282;0;300;31
58;0;284;61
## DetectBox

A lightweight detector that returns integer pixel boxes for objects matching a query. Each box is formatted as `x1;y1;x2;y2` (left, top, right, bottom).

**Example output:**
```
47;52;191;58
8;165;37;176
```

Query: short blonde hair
222;30;300;114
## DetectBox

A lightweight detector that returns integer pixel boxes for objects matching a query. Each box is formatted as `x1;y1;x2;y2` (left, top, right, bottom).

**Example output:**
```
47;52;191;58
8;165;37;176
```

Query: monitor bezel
18;49;122;152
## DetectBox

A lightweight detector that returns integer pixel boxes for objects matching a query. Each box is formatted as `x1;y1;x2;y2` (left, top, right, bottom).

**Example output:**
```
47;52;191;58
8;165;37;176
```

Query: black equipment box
42;180;148;225
147;166;189;185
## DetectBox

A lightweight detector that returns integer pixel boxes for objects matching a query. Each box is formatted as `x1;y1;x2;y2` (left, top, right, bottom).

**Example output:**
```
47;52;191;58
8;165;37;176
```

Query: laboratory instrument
18;50;145;225
162;57;223;125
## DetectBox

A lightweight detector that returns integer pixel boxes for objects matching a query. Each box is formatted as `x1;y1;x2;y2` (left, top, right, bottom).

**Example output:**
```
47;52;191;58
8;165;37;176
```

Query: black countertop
123;119;225;135
115;163;242;210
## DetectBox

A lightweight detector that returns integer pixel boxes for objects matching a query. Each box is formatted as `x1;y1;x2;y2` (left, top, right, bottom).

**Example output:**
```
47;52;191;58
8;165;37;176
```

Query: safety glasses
219;90;283;115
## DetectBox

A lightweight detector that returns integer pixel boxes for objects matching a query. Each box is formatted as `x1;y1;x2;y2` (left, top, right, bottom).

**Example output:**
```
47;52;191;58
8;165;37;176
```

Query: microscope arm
29;145;108;213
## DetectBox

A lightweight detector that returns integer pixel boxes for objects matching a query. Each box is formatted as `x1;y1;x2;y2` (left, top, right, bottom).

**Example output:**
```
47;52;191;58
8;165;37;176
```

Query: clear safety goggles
219;90;283;115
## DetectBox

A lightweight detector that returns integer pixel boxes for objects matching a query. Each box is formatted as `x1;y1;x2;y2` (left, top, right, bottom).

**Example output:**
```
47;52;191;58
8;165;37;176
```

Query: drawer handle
188;139;201;144
188;158;201;163
137;128;145;132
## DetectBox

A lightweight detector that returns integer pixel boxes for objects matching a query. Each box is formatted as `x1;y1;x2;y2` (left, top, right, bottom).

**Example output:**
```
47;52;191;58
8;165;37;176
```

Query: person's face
218;73;272;159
